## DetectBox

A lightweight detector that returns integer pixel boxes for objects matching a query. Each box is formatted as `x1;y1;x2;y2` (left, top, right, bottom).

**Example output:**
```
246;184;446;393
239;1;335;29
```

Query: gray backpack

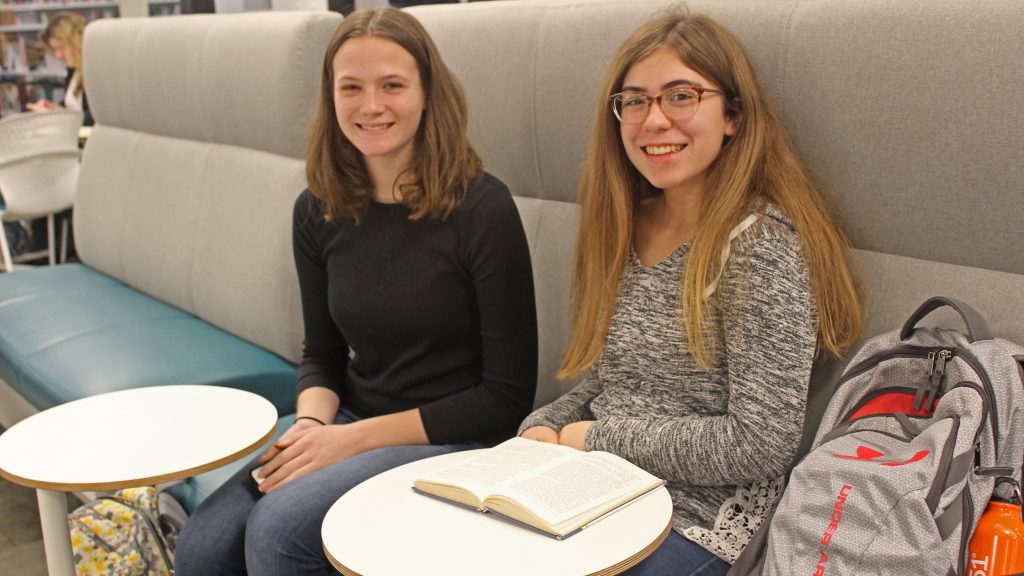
760;297;1024;575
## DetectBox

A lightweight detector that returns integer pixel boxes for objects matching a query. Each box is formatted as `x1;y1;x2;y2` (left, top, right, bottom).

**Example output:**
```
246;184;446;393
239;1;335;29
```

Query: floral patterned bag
68;486;178;576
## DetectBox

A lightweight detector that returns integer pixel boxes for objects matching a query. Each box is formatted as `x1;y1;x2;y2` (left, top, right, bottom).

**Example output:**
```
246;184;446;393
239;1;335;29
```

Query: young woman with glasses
519;10;861;575
175;8;537;575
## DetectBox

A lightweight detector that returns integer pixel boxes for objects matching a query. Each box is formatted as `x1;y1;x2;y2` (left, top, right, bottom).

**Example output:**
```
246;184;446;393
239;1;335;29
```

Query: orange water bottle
967;478;1024;576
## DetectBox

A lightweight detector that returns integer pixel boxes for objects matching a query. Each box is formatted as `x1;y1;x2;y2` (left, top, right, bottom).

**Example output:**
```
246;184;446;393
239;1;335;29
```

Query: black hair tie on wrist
296;415;327;426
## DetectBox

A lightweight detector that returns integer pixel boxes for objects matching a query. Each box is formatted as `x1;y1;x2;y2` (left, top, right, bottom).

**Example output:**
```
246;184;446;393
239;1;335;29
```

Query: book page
493;452;659;526
418;437;577;497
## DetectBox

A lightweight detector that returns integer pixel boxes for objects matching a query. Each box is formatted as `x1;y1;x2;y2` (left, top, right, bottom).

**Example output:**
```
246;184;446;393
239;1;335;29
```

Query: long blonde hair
559;10;861;378
306;7;482;222
41;12;86;96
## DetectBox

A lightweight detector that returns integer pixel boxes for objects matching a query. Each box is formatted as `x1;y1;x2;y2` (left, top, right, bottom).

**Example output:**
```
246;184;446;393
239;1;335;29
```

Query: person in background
7;12;89;264
174;7;538;576
518;9;861;576
26;12;92;127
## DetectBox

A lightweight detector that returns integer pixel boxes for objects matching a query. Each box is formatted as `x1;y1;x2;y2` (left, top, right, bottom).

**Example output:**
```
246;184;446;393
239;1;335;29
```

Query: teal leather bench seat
0;12;344;514
0;264;299;511
0;265;297;414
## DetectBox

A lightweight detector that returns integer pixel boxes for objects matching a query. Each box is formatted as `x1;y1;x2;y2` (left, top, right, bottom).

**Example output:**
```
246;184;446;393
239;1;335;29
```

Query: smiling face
332;36;425;175
619;46;736;197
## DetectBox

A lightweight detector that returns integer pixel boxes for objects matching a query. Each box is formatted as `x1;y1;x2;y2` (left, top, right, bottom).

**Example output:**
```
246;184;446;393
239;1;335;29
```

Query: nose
642;98;672;130
359;88;385;114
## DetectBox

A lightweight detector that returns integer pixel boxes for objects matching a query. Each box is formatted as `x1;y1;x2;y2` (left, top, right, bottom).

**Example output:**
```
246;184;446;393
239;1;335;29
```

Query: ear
724;98;741;137
724;114;739;137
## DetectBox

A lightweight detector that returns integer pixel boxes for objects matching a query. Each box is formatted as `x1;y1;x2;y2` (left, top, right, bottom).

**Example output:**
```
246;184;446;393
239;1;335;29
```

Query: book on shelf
0;35;26;72
1;81;20;115
412;436;664;540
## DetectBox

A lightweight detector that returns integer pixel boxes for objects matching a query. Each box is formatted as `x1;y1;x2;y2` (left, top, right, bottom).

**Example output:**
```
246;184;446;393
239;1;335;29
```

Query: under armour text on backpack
762;297;1024;576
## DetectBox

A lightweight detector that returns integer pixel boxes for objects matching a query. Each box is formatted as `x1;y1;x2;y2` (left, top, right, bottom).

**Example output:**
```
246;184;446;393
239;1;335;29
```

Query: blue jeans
174;408;482;576
622;530;730;576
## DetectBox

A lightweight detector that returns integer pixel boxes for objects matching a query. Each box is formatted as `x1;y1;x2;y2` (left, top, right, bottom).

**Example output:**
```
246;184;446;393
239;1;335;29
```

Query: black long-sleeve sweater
292;172;538;445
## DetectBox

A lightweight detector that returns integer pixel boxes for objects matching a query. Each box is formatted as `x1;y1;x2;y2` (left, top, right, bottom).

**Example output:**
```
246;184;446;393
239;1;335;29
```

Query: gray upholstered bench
2;0;1022;516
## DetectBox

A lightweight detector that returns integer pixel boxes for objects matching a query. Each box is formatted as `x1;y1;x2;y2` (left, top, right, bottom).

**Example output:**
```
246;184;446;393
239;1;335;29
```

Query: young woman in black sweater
175;9;537;575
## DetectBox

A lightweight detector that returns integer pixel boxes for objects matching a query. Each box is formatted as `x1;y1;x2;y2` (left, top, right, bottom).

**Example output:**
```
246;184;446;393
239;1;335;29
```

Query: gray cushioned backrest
411;0;799;204
70;2;1024;406
82;12;339;158
75;12;343;362
409;0;1024;404
780;0;1024;345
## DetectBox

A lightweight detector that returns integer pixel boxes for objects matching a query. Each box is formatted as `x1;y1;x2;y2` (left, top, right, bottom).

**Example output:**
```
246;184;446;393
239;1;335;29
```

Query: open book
412;437;664;540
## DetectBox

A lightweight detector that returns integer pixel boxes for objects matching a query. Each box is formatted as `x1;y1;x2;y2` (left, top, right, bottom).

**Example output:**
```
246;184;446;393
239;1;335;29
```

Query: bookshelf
0;0;181;116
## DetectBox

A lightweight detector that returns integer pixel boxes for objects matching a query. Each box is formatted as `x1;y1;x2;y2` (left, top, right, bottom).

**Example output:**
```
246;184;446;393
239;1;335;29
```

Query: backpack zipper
835;345;1000;455
837;346;954;389
917;350;951;411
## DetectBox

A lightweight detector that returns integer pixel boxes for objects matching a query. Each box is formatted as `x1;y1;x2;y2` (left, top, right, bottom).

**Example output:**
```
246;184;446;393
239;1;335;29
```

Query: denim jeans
622;530;730;576
174;408;482;576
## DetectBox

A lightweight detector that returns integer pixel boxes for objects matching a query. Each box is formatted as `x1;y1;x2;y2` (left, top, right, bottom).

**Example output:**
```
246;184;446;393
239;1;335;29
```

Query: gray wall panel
784;0;1024;274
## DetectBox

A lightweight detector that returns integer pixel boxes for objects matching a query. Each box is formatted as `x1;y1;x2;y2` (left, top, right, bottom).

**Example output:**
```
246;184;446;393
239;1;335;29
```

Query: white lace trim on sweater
683;477;785;564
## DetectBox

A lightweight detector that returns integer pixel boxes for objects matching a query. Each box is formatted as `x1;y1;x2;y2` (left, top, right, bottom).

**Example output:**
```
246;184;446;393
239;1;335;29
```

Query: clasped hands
520;420;594;451
254;418;366;494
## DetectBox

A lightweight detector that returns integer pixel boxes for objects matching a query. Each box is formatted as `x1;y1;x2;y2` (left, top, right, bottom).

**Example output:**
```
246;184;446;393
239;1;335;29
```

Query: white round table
0;384;279;576
322;450;673;576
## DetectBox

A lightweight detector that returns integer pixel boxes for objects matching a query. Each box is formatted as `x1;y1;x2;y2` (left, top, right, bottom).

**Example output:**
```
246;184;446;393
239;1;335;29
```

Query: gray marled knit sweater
519;205;818;563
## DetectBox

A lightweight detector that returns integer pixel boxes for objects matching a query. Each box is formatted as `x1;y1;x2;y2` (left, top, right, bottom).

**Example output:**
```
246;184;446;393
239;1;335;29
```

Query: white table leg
36;489;75;576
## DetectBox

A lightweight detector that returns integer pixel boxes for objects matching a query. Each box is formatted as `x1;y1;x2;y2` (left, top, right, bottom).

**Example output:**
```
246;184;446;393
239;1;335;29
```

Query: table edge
0;422;277;491
324;505;673;576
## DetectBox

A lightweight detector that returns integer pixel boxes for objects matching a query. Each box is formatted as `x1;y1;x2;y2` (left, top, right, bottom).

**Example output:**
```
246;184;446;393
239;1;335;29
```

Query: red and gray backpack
759;297;1024;575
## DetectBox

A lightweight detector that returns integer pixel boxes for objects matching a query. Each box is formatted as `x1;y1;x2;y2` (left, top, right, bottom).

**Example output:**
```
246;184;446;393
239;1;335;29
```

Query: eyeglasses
609;85;723;124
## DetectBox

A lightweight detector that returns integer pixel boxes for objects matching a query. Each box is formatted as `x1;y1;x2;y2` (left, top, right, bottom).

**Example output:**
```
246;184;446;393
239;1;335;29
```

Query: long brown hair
306;7;482;222
559;9;861;377
41;12;86;96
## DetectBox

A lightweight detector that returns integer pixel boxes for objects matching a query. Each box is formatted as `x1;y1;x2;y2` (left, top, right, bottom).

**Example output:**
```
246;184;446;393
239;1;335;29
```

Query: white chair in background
0;110;83;273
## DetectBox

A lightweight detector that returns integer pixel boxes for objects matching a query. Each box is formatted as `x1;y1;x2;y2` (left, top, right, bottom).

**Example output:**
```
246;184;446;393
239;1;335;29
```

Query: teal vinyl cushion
0;264;297;414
